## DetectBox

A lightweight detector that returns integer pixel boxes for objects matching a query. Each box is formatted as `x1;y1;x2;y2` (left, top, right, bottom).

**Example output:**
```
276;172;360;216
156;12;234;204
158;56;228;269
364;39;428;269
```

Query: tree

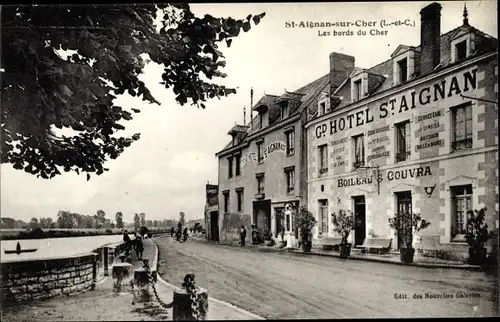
29;217;39;230
1;4;266;180
57;210;74;228
139;212;146;227
153;220;158;228
146;219;153;227
134;213;140;229
94;209;106;228
110;221;115;229
115;212;124;229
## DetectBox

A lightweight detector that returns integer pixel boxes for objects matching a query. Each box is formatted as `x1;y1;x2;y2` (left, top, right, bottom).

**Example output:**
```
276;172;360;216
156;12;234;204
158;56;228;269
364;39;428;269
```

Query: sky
1;1;497;224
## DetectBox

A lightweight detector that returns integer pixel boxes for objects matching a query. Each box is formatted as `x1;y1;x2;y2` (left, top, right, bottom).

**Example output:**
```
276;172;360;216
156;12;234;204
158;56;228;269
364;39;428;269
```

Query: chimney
420;2;442;75
329;52;355;95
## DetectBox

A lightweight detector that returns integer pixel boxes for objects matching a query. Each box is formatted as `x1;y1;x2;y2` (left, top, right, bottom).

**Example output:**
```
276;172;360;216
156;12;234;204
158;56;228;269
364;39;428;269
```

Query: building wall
217;118;305;244
306;55;498;259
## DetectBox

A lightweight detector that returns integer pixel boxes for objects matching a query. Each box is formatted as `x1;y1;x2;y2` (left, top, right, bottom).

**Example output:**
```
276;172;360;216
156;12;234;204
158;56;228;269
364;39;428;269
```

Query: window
455;40;467;62
353;134;365;168
223;191;229;213
318;144;328;173
236;189;244;212
398;58;408;83
354;79;362;101
451;103;473;151
320;102;326;115
259;112;264;129
285;167;295;194
257;140;264;162
227;157;233;178
281;104;289;119
256;174;265;194
285;130;295;156
319;200;328;234
451;185;473;238
395;121;411;162
235;154;241;176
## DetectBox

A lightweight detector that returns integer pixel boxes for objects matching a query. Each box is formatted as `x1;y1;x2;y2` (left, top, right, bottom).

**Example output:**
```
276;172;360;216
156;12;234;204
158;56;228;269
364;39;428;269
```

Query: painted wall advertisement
414;108;445;152
241;141;287;166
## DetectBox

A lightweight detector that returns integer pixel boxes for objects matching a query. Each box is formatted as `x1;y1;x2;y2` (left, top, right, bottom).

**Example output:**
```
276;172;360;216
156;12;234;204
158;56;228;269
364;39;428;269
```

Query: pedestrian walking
134;235;144;260
240;225;247;246
170;226;175;238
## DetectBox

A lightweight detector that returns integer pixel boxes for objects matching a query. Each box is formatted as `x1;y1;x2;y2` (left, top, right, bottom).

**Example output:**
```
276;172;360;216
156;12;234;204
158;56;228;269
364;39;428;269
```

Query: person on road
240;225;247;246
134;235;144;260
170;227;175;238
183;227;189;241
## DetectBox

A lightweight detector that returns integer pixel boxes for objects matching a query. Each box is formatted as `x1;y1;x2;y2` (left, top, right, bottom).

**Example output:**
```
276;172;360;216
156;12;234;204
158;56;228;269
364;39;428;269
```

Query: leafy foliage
1;4;265;179
388;212;430;248
465;207;493;249
115;212;124;229
294;206;317;237
331;209;355;245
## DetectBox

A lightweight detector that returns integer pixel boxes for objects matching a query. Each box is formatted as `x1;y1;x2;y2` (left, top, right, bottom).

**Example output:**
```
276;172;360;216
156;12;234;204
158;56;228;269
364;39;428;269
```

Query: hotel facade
305;3;498;259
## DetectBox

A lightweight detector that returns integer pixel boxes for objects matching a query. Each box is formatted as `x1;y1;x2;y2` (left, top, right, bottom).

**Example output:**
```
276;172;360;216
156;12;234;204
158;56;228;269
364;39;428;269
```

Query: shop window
318;144;328;174
451;185;473;238
451;103;473;151
319;199;329;234
395;121;411;162
353;134;365;168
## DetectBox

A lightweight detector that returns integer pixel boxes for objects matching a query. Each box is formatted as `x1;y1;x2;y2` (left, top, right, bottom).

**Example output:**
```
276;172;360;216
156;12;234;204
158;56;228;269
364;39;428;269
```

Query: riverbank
0;228;169;241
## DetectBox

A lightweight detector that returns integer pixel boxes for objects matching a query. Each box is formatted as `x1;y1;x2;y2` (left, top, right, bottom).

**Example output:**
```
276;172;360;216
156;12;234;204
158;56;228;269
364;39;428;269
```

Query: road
154;236;498;319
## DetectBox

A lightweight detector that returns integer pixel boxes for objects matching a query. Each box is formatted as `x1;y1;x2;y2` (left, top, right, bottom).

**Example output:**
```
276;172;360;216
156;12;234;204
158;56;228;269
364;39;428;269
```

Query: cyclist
183;227;189;241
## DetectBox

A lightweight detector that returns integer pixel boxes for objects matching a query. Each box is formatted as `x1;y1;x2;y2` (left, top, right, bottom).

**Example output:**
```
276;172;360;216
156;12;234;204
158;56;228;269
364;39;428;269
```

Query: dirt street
155;236;498;319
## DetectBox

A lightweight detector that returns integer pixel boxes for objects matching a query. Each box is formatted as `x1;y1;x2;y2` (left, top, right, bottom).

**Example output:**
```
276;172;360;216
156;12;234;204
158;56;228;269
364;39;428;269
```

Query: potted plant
294;206;317;253
263;228;274;246
276;229;286;248
388;212;430;264
465;207;493;266
331;209;355;258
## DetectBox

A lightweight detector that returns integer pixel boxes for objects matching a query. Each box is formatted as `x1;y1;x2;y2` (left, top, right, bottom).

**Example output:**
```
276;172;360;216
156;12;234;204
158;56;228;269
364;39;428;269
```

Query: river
0;234;135;263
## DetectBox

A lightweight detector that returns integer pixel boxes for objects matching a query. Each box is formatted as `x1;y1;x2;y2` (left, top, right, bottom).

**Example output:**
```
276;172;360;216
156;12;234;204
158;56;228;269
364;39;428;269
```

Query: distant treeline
0;227;170;241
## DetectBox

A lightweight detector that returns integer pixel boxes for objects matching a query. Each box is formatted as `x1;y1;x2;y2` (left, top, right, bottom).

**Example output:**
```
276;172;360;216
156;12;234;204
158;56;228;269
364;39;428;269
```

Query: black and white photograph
0;1;498;320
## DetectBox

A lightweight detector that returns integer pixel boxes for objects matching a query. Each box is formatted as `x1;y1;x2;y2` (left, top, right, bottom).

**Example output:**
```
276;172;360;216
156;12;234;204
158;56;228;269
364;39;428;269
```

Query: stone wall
1;253;97;304
219;212;251;245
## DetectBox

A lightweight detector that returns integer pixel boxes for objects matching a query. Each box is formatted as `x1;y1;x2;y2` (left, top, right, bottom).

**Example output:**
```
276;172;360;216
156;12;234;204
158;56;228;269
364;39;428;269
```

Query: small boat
4;242;38;254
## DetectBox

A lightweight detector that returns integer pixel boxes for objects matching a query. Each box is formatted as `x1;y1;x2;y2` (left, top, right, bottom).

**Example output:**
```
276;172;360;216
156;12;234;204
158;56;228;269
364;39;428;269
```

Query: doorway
253;200;272;232
396;191;412;249
353;196;366;247
210;211;219;242
275;207;284;237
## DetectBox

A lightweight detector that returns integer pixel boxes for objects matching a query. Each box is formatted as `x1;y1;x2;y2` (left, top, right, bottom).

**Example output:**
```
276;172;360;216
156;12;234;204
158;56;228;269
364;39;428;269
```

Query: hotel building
305;3;497;259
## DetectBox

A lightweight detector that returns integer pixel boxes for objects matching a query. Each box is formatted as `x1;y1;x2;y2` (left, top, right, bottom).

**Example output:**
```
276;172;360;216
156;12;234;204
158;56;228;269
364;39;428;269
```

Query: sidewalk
190;235;486;271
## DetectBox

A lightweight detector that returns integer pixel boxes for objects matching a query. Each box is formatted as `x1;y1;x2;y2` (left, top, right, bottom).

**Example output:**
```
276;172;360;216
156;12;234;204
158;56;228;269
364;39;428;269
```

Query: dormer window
391;46;415;86
259;112;264;129
398;58;408;83
281;103;289;119
317;92;330;116
354;79;362;101
450;30;475;64
455;40;467;62
350;70;368;103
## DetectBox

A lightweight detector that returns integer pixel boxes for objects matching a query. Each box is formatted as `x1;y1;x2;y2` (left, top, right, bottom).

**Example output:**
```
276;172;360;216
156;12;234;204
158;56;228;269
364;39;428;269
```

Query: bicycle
173;231;188;243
